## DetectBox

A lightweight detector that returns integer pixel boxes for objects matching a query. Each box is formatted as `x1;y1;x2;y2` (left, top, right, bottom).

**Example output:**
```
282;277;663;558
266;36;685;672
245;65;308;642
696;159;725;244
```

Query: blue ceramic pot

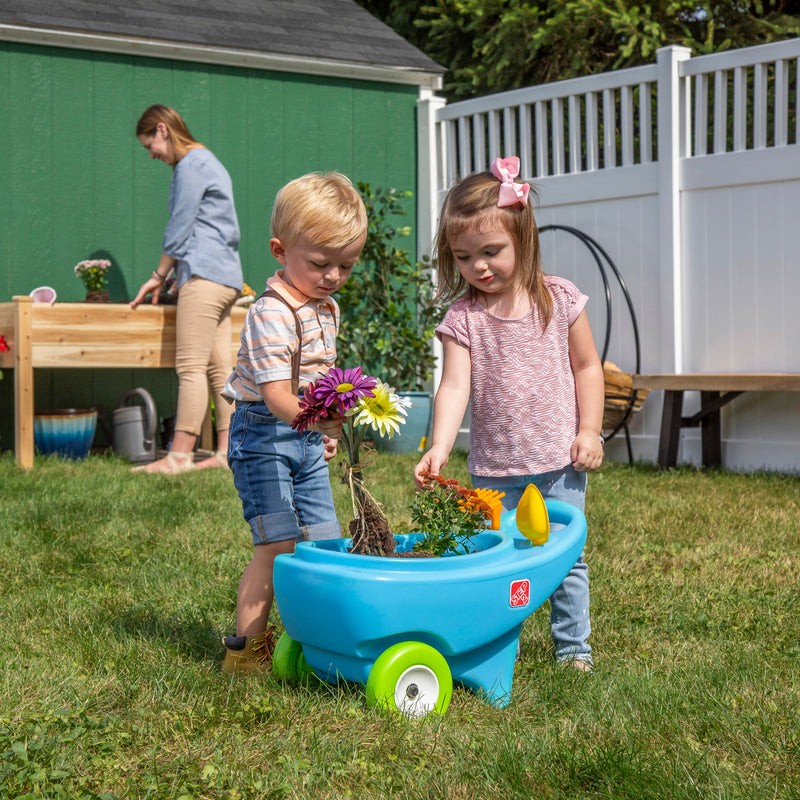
34;408;98;460
373;391;432;454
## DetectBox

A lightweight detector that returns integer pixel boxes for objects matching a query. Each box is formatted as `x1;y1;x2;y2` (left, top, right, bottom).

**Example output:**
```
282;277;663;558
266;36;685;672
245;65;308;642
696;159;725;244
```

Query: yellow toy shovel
516;484;549;545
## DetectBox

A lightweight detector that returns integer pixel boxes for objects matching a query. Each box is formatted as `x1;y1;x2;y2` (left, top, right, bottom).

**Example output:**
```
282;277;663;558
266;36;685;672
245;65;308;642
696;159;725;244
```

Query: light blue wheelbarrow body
273;499;587;708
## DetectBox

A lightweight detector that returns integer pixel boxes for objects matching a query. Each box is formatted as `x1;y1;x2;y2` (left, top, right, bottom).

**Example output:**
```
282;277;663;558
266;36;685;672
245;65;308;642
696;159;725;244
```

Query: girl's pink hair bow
490;156;530;208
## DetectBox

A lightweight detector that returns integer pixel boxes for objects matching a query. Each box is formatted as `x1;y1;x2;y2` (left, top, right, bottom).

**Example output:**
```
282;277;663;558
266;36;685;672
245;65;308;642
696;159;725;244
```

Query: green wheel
272;633;315;682
365;641;453;719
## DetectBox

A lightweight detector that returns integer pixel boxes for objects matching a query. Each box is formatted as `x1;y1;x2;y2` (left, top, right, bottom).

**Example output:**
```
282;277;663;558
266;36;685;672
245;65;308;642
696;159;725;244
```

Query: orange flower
458;492;492;516
413;472;505;556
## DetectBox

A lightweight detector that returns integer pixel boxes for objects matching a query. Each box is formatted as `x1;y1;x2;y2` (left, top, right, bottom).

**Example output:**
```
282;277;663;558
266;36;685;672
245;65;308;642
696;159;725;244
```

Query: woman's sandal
194;450;229;470
131;450;195;474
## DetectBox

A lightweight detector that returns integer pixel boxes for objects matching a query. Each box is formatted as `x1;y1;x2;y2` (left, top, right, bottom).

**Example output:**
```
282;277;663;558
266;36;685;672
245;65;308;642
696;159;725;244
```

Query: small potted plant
411;472;503;556
157;273;178;304
336;184;444;453
74;258;111;302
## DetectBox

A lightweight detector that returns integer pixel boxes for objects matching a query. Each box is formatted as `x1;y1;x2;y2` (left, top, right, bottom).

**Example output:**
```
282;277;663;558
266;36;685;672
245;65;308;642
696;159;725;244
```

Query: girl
130;104;244;474
414;156;605;671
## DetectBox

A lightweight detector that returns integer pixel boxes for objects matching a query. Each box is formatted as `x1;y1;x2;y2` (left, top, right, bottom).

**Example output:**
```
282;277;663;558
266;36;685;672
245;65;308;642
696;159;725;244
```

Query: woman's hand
129;275;163;308
131;255;177;309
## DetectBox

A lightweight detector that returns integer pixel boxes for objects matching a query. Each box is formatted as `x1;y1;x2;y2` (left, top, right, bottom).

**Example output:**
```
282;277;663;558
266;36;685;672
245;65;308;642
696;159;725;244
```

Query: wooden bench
0;296;247;470
631;373;800;469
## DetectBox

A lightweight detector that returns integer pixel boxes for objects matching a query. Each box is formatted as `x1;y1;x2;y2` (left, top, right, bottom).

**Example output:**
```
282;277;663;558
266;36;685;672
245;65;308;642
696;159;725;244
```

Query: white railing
684;38;800;157
428;39;800;190
436;63;659;184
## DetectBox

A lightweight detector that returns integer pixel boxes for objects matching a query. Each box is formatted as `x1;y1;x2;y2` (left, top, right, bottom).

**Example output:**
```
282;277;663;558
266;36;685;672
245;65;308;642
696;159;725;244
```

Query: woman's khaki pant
174;276;240;438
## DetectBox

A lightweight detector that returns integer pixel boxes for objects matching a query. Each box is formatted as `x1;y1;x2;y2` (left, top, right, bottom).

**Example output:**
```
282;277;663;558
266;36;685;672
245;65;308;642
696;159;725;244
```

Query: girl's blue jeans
228;400;341;545
471;465;592;665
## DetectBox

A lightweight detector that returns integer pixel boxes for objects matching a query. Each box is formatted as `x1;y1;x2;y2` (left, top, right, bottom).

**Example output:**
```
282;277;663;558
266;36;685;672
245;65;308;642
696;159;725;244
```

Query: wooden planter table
631;373;800;469
0;296;247;469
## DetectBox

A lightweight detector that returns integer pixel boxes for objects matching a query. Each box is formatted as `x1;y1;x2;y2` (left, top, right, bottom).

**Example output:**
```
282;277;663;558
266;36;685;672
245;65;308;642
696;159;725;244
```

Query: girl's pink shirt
436;275;588;476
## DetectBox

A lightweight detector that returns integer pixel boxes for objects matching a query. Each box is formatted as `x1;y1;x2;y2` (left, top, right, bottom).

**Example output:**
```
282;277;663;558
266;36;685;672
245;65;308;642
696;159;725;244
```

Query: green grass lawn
0;451;797;799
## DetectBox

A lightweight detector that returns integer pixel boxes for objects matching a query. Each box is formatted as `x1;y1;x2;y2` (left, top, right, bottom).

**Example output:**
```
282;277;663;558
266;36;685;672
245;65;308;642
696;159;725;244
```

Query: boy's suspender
258;289;302;395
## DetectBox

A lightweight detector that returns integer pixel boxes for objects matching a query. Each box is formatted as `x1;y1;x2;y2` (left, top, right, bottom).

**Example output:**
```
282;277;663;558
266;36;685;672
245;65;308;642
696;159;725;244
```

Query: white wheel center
395;665;439;718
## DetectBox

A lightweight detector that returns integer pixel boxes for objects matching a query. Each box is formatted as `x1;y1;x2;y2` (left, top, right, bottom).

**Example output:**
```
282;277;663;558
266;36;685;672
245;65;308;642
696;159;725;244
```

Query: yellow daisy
351;380;410;438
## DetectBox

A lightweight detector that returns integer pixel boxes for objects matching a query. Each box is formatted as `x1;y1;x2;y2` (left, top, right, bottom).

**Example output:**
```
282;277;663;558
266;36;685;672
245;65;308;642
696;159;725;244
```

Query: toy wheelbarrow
272;490;586;718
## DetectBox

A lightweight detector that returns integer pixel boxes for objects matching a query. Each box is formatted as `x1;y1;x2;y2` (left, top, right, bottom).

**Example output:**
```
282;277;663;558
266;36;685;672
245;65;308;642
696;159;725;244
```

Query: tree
357;0;800;99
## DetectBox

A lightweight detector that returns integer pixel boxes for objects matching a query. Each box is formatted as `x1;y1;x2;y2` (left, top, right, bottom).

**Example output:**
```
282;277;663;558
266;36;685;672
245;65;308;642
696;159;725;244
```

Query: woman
130;104;244;473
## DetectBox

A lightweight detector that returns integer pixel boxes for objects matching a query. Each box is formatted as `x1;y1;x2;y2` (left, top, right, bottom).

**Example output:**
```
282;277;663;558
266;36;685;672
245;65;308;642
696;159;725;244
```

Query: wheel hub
395;665;439;718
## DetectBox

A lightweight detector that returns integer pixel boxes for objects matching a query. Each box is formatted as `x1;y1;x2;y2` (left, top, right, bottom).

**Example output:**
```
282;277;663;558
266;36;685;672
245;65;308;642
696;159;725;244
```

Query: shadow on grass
107;605;223;667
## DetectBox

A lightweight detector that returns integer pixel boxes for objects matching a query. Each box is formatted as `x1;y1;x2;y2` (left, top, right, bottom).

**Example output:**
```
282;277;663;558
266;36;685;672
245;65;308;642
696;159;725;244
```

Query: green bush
337;183;444;391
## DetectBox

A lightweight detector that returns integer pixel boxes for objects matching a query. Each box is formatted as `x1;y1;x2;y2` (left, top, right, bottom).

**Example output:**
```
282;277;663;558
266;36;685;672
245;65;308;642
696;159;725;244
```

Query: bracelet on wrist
151;271;165;284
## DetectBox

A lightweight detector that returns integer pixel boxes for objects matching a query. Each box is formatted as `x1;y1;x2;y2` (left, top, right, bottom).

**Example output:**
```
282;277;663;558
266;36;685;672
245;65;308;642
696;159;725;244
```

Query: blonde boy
222;172;367;673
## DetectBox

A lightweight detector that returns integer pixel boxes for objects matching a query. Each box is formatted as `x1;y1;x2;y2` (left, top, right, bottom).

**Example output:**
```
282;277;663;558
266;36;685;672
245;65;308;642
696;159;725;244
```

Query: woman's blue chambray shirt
163;148;244;292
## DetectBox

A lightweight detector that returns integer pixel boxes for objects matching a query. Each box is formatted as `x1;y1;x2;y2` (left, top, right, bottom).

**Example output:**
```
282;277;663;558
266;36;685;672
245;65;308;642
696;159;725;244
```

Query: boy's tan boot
222;626;276;674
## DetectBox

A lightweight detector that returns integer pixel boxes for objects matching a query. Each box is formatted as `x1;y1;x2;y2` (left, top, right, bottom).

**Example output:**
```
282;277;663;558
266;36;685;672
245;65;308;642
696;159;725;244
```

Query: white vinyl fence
416;41;800;472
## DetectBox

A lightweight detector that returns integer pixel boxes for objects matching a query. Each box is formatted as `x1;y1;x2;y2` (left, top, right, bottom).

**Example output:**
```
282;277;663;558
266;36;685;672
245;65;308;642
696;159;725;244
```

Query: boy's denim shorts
228;400;341;546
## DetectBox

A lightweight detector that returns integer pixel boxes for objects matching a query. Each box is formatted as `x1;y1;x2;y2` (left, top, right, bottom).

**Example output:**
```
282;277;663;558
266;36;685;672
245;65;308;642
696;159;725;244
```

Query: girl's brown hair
435;170;553;328
136;105;201;161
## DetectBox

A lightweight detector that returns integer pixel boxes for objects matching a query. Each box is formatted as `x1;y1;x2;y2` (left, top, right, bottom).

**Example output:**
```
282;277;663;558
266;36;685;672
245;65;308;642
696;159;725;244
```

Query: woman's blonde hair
435;170;553;328
271;172;367;250
136;105;200;161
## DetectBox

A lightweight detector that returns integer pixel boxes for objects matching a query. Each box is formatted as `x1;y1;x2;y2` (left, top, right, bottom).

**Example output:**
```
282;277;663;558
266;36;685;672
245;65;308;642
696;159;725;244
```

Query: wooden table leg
14;297;34;470
700;390;722;468
658;390;683;468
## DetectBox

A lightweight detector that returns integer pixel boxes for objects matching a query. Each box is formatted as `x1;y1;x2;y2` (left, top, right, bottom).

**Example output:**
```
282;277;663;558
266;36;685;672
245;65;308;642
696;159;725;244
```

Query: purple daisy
311;367;377;416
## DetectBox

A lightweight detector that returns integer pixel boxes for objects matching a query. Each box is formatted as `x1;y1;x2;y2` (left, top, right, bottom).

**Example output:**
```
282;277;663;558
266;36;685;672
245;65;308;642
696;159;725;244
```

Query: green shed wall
0;41;420;452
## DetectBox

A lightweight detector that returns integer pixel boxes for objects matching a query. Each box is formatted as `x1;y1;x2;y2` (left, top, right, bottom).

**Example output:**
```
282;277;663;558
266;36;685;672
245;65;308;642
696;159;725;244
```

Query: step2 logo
509;578;530;608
